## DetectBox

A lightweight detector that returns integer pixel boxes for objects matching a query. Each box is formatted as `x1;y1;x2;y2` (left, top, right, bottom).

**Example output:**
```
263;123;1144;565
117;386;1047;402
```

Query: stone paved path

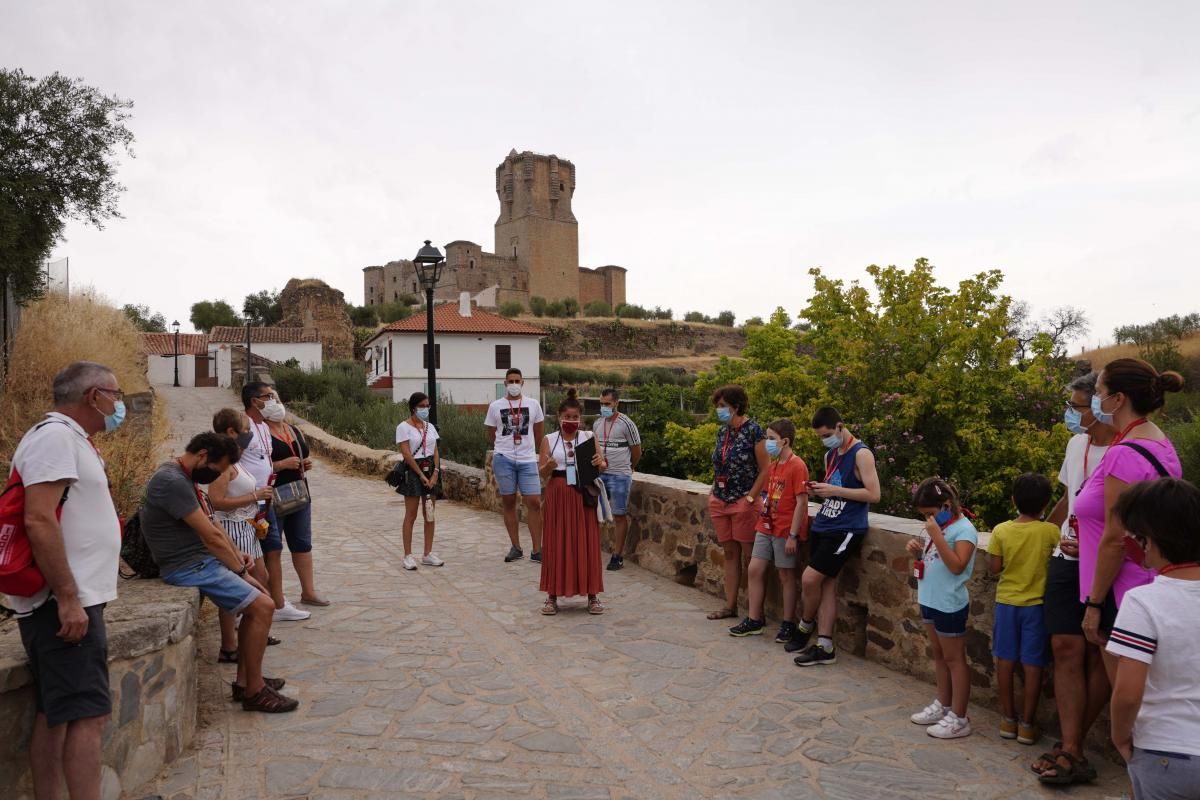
141;388;1129;799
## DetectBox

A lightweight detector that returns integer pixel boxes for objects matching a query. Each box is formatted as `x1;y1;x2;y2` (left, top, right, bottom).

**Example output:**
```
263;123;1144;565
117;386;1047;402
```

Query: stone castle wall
279;278;353;362
578;266;627;309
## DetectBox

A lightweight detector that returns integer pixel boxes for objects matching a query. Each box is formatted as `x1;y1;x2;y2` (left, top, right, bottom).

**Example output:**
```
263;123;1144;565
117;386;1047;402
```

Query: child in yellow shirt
987;473;1061;745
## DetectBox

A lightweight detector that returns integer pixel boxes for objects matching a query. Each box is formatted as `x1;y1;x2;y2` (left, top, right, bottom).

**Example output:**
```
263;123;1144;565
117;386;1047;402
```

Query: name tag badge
513;432;522;445
566;465;577;486
716;475;727;490
913;560;925;580
761;519;772;532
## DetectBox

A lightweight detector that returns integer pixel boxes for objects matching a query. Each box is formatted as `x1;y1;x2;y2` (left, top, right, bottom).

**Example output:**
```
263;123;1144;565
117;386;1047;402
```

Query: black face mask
235;432;254;449
192;464;223;484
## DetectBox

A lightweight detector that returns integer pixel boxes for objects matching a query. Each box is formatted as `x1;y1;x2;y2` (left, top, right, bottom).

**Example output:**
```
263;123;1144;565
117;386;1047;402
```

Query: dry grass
544;355;731;374
1081;334;1200;367
0;291;164;518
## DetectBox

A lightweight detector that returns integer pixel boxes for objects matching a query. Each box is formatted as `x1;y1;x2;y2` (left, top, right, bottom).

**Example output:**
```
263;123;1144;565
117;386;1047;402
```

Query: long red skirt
539;475;604;597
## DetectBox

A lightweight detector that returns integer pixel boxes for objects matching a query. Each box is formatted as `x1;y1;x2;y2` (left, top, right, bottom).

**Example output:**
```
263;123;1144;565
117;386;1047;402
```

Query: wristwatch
1083;596;1104;610
236;564;249;577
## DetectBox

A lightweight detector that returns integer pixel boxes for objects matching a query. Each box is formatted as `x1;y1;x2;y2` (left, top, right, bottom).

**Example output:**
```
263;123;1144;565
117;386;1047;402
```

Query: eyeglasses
96;388;125;402
255;393;274;400
1065;400;1090;411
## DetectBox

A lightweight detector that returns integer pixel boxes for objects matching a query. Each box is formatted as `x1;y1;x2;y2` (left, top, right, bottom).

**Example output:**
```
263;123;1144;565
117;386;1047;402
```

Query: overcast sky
5;1;1198;347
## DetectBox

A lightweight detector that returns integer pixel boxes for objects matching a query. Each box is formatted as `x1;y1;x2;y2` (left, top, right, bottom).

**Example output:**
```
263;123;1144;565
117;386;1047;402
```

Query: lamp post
171;320;181;387
413;239;445;426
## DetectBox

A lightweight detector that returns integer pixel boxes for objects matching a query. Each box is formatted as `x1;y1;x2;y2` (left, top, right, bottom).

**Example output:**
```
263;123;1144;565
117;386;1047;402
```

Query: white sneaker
910;699;947;725
272;600;311;622
927;711;972;739
403;554;419;571
421;552;444;567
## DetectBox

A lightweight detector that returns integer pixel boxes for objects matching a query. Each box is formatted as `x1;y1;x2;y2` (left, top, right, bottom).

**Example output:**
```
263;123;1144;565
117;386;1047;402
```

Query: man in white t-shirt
6;362;123;799
484;368;545;563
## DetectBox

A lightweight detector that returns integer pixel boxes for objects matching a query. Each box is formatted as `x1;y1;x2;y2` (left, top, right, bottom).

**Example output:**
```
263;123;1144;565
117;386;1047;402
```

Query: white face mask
505;383;522;398
262;399;286;422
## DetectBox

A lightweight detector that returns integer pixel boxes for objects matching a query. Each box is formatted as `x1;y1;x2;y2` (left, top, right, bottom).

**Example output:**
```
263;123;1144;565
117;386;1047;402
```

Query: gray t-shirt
592;414;641;475
140;461;207;578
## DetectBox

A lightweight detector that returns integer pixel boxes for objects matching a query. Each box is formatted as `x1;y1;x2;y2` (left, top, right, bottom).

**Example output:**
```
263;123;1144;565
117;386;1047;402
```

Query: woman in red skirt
538;388;608;615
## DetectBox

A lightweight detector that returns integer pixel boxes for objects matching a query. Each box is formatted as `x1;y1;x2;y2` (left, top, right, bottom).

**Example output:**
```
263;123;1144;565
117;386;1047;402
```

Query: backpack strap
1117;442;1170;478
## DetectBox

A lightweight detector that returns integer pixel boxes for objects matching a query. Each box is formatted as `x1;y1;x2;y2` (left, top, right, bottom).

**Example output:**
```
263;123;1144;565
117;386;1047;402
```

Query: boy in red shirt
730;419;810;641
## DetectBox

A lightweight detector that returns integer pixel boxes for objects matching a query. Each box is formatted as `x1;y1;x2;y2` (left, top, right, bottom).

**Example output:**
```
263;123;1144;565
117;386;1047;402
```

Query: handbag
273;426;312;517
120;510;159;579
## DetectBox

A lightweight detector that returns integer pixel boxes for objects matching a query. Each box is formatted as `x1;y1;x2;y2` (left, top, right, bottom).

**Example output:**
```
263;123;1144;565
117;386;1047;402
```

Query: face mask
560;421;579;437
235;431;254;449
821;432;842;450
599;406;615;419
416;407;430;421
1091;394;1115;426
262;400;286;422
506;383;522;398
716;406;732;424
765;439;782;458
1064;407;1089;435
934;508;953;527
103;399;126;433
192;464;222;484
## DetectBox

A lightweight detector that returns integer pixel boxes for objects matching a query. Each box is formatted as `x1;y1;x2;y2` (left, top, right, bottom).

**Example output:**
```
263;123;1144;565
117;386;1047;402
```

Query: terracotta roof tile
379;305;545;336
140;333;209;356
209;326;321;344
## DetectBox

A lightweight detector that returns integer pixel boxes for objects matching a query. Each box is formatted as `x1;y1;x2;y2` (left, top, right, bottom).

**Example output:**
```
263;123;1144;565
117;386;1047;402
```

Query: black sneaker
606;554;623;571
793;643;837;667
728;617;765;637
775;621;797;644
504;546;524;563
530;551;542;563
784;626;814;653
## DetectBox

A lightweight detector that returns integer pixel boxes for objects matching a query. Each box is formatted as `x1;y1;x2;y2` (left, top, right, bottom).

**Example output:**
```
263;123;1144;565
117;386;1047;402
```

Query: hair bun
565;387;578;401
1157;371;1185;394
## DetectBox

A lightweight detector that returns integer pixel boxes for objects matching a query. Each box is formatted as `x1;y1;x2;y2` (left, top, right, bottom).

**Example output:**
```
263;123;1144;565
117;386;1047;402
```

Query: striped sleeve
624;417;641;446
1106;592;1157;664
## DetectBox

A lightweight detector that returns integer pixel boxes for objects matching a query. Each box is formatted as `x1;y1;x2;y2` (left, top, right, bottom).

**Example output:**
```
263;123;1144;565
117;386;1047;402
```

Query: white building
364;294;544;408
140;332;214;387
209;326;323;388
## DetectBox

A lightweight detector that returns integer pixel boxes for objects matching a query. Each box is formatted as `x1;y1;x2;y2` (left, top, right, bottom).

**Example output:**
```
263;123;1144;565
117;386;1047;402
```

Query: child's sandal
541;598;558;616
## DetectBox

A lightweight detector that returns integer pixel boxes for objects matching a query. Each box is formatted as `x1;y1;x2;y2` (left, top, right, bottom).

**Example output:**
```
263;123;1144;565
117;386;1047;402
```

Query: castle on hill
363;150;626;311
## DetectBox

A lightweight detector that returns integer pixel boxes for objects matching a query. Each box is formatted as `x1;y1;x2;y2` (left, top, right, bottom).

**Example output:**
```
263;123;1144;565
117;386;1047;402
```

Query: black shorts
808;529;866;578
18;599;112;727
1043;556;1117;635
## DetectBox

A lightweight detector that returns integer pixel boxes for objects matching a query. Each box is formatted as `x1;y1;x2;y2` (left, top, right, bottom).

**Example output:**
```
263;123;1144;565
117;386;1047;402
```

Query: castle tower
495;150;579;306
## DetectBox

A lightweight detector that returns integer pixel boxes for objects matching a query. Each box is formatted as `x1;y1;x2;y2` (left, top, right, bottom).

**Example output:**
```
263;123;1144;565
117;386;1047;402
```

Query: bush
1163;418;1200;483
546;300;567;318
348;304;379;327
628;365;694;387
498;301;524;318
683;311;707;323
584;300;612;317
529;296;548;317
715;310;736;327
375;301;415;324
562;297;579;318
616;303;648;319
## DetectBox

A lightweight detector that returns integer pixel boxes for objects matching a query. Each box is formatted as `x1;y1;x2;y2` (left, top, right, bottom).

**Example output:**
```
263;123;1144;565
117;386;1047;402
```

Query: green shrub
584;300;612;317
683;311;707;323
616;303;648;319
498;301;524;318
629;366;694;387
546;300;566;318
376;301;416;323
529;296;548;317
563;297;579;317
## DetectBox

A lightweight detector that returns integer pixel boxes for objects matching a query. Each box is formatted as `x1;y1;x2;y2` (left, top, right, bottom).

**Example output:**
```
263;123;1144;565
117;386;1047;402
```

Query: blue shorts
493;453;541;497
920;603;969;638
163;556;259;614
261;502;313;554
600;472;632;515
992;602;1048;666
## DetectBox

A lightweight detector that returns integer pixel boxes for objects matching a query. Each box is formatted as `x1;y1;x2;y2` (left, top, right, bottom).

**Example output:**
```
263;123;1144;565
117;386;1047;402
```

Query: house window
423;343;441;369
495;344;511;370
383;346;388;372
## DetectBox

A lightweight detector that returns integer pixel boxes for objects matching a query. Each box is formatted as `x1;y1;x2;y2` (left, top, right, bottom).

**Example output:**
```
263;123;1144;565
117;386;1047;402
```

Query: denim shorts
493;453;541;497
993;602;1048;666
920;603;970;638
163;556;260;614
261;502;313;554
600;472;632;515
1128;747;1200;799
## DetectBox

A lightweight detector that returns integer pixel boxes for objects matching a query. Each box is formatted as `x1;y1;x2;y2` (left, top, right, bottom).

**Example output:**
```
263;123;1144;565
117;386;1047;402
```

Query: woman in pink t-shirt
1076;358;1183;676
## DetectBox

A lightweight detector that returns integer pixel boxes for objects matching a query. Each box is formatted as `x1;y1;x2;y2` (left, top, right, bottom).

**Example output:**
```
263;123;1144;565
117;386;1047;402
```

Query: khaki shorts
751;531;797;568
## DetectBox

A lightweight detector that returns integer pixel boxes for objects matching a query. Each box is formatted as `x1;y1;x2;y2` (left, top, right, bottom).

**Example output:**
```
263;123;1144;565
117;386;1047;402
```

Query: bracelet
236;564;248;577
1083;596;1105;610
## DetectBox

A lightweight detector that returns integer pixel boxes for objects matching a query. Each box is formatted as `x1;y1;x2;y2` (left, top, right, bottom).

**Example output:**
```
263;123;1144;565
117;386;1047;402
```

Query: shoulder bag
273;425;312;517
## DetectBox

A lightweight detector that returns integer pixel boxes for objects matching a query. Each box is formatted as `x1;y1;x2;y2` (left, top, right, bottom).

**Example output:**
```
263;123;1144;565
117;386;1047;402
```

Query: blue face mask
1064;407;1088;435
104;399;126;433
600;406;615;419
821;432;842;450
416;407;430;421
716;406;732;424
765;439;782;458
934;508;953;527
1091;394;1115;426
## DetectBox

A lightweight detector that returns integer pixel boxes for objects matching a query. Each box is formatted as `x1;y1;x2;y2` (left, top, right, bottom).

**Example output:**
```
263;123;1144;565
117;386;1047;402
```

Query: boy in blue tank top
790;407;881;666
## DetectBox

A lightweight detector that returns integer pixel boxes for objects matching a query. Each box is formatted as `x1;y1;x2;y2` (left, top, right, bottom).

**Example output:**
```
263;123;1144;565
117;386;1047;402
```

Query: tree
498;301;524;318
684;311;707;323
122;303;166;332
190;300;241;332
562;297;580;318
0;69;134;303
529;296;548;317
375;302;413;324
715;310;736;327
1009;302;1090;363
583;300;612;317
347;304;379;327
546;299;567;318
243;289;282;327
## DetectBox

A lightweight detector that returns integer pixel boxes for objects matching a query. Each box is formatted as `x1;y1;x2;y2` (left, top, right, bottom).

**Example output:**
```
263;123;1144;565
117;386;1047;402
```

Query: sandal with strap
231;677;286;702
217;649;238;664
1030;741;1064;775
588;597;605;615
541;598;558;616
241;684;299;713
1038;752;1097;785
706;607;737;620
267;635;281;646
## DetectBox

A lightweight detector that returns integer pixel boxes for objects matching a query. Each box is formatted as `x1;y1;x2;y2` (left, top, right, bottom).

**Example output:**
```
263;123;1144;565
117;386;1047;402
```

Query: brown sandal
588;597;605;615
1038;752;1097;785
1030;741;1064;774
541;598;558;616
241;684;299;713
707;607;737;620
231;677;286;702
218;649;238;664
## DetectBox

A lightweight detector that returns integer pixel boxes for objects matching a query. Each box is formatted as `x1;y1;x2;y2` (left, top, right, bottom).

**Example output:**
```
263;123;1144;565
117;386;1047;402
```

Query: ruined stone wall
279;278;353;362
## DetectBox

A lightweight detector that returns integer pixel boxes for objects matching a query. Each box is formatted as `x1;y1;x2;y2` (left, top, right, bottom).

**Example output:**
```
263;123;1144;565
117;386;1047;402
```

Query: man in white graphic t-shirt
485;368;545;563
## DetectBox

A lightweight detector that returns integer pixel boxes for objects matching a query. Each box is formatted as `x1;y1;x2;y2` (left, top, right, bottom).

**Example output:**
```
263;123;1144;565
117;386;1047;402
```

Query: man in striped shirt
593;389;641;571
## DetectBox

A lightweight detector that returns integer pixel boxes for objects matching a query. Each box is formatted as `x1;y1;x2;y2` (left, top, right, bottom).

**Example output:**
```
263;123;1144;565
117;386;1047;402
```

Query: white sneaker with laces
273;600;311;622
403;554;419;571
910;699;947;725
422;552;444;567
927;711;972;739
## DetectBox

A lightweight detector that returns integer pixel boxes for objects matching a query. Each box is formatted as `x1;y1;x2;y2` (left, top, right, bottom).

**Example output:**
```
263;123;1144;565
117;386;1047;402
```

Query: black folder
573;436;601;487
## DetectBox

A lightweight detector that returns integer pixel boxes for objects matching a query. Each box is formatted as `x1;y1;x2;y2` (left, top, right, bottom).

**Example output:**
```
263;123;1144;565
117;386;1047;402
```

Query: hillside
1081;332;1200;367
528;316;746;373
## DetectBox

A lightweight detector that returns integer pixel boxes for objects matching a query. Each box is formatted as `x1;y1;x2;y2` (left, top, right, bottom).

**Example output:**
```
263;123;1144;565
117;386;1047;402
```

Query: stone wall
0;581;200;800
279;278;354;362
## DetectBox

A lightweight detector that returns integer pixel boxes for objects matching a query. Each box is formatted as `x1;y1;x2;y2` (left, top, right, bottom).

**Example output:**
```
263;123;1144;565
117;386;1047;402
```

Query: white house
365;294;544;408
140;332;214;387
208;326;323;388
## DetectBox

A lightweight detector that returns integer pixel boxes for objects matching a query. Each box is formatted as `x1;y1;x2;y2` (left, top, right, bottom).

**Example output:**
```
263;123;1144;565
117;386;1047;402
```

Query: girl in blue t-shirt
906;478;979;740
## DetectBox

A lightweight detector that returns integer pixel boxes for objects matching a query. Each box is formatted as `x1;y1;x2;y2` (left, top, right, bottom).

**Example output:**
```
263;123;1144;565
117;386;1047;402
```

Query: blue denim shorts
920;603;969;638
1129;747;1200;800
261;502;313;554
493;453;541;497
163;556;259;614
992;602;1048;666
600;472;632;515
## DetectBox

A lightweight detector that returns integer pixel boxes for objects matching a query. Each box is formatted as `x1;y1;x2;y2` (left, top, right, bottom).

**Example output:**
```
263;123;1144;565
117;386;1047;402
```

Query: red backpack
0;421;71;598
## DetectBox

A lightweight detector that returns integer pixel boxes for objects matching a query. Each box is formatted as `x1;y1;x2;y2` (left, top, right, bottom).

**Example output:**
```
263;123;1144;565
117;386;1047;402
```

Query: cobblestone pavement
141;388;1129;799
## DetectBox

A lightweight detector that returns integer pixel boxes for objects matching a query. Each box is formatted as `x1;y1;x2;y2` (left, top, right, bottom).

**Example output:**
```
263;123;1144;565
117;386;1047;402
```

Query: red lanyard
1111;418;1149;447
602;414;618;450
507;397;523;427
824;436;857;482
924;514;961;556
177;459;214;518
1159;562;1200;576
556;432;578;467
412;419;429;457
764;454;792;515
719;422;744;468
255;420;272;457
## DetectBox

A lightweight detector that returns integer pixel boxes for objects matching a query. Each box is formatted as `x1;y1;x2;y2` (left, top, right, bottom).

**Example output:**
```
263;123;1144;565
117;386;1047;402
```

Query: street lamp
171;320;181;387
413;239;445;426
